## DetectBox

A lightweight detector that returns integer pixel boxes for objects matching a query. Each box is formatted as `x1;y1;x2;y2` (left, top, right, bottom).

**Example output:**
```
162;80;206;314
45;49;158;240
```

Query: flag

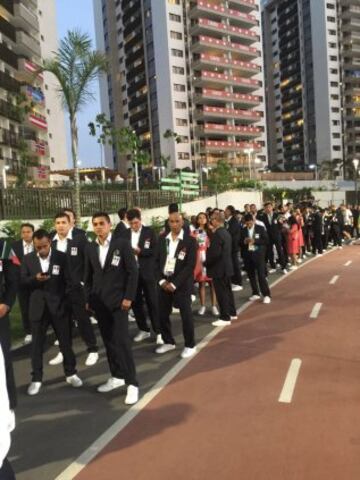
0;240;20;266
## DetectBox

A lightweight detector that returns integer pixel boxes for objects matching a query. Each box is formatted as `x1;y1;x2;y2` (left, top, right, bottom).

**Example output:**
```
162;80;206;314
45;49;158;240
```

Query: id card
178;250;186;261
52;265;60;275
144;240;150;249
255;234;260;239
71;247;78;256
111;255;121;267
0;260;3;272
164;257;176;275
248;244;255;252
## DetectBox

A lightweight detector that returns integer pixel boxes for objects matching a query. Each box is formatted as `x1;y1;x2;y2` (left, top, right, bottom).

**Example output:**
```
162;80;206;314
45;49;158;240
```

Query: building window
168;0;181;4
172;66;185;75
174;83;186;92
171;48;183;57
169;13;181;22
175;101;187;109
170;31;182;40
176;118;188;126
178;152;190;160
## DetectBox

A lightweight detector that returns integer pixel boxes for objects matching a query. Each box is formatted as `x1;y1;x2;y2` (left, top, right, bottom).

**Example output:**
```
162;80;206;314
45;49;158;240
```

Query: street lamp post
309;164;318;181
353;158;359;206
244;147;254;180
2;165;10;189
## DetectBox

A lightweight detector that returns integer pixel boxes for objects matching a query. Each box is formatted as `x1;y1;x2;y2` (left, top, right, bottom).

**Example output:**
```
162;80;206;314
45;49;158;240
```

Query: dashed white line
344;260;352;267
278;358;302;404
329;275;339;285
310;302;323;319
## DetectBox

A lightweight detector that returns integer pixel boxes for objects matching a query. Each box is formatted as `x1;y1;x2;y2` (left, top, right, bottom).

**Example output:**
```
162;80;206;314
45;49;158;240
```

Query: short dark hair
169;203;179;214
54;211;70;222
63;207;76;219
117;207;127;220
92;211;111;223
264;202;273;207
226;205;236;215
126;208;141;221
21;223;34;232
243;213;254;222
33;229;51;241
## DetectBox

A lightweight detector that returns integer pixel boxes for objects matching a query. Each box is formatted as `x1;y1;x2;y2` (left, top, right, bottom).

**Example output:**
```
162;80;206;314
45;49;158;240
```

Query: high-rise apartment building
96;0;267;174
0;0;67;186
262;0;343;172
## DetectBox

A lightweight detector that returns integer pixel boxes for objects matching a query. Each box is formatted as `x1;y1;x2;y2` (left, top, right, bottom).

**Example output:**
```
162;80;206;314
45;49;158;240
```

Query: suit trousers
0;458;15;480
31;306;76;382
93;303;138;386
231;251;242;286
132;275;160;334
212;277;236;320
267;239;286;269
244;254;270;297
0;316;16;409
67;288;98;353
311;232;323;254
331;226;342;247
18;288;31;335
158;288;195;348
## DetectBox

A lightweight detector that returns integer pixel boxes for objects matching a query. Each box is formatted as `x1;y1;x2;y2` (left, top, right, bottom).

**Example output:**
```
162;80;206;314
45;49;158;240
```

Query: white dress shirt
22;241;34;256
0;345;11;467
96;233;112;268
131;227;142;250
53;229;73;253
159;229;184;290
38;249;51;273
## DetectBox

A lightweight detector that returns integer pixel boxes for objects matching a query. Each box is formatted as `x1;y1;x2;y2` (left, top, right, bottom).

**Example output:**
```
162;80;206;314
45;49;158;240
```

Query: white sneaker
90;316;98;325
128;313;136;322
125;385;139;405
263;296;271;304
155;343;176;354
211;305;219;316
23;334;32;345
249;295;261;301
297;259;303;264
289;265;298;271
97;377;125;393
268;268;277;274
49;352;63;366
54;339;59;346
212;319;231;326
181;347;197;359
133;330;151;343
231;284;243;292
27;382;42;396
156;334;164;346
282;269;288;275
230;315;238;321
172;307;180;314
198;306;206;316
66;374;83;388
191;295;196;303
85;352;99;366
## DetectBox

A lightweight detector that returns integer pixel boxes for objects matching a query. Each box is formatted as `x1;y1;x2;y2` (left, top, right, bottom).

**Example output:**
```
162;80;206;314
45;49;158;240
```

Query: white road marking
278;358;302;403
310;302;323;319
329;275;339;285
55;250;335;480
344;260;352;267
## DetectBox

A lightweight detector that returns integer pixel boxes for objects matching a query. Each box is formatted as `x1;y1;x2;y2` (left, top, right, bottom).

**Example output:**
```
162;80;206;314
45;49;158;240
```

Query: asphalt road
9;246;356;480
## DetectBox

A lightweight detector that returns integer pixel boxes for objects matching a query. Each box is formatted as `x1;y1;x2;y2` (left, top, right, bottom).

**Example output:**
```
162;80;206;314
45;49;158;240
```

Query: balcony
200;140;262;152
0;42;18;69
27;138;49;156
21;85;45;105
193;70;260;91
191;18;259;44
17;57;43;83
0;16;16;41
0;99;21;122
195;88;261;107
197;122;262;137
26;111;48;130
194;105;262;123
0;129;21;148
0;0;14;14
192;35;259;60
0;70;20;93
192;53;260;77
228;0;258;13
342;18;360;33
190;1;258;27
15;30;41;58
13;2;39;31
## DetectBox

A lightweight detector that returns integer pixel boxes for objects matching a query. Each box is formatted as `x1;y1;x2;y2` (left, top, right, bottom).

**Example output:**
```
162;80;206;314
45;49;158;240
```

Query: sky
55;0;102;168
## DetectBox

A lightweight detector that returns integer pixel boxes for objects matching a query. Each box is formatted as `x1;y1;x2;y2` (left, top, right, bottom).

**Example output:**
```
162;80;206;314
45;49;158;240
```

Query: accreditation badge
111;254;121;267
178;249;186;261
144;239;150;249
71;247;78;256
0;260;3;272
164;257;176;276
52;265;60;275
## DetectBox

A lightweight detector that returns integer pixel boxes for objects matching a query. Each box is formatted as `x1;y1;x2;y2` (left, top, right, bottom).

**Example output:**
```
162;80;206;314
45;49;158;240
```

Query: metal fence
0;189;205;220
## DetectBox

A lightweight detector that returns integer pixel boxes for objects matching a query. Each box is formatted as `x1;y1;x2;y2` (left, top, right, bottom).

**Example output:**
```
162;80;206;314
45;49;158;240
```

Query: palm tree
38;30;107;222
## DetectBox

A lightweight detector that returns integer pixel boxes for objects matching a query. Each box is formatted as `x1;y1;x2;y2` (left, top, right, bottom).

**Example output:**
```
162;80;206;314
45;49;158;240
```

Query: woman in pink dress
286;215;300;269
295;208;305;262
191;212;219;316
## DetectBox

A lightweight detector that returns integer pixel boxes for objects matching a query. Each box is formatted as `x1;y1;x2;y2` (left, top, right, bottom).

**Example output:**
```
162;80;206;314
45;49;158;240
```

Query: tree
38;30;108;223
89;114;150;191
207;159;233;193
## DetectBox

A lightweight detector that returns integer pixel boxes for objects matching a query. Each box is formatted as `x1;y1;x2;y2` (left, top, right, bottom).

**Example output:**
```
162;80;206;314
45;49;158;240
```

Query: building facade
0;0;67;186
95;0;267;175
262;0;343;172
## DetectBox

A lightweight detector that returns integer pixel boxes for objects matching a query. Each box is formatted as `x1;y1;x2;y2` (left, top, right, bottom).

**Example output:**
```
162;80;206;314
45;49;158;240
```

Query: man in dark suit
156;212;197;358
0;239;18;411
84;212;139;405
21;230;82;396
125;208;162;345
11;223;34;345
51;212;98;367
240;214;271;303
163;203;190;235
113;207;129;239
205;211;236;326
310;207;324;255
257;202;287;273
224;205;243;292
63;208;86;237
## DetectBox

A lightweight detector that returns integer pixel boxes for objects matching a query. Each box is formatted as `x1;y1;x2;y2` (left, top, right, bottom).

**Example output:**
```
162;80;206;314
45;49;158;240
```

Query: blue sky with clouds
55;0;101;168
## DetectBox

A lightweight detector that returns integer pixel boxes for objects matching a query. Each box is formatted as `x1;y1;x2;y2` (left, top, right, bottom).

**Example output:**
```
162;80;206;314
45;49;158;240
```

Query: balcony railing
22;85;45;104
191;1;258;25
0;70;20;93
0;16;16;41
0;129;21;148
193;18;259;43
193;35;259;58
0;0;14;15
17;57;43;82
198;87;260;104
195;70;260;89
27;138;49;156
0;43;18;69
197;105;261;121
194;53;260;74
0;99;21;122
200;140;262;151
28;111;47;130
198;123;262;136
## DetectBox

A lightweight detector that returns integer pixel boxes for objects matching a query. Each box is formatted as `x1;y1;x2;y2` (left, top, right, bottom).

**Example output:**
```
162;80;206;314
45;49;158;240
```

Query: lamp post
2;165;10;189
244;147;254;180
353;158;359;206
309;163;318;181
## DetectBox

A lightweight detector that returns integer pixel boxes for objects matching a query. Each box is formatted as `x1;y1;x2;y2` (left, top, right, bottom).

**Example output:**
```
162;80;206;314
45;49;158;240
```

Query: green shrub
0;220;24;241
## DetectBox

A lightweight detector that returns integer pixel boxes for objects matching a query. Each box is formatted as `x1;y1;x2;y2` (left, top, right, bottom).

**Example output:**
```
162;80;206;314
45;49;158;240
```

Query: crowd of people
0;200;358;479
